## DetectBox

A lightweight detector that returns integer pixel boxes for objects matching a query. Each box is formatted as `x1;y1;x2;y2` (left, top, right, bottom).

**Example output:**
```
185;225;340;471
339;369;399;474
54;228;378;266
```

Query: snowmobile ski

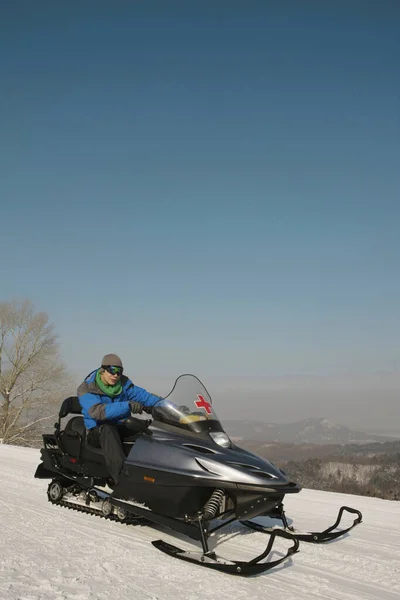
241;505;363;543
45;477;299;575
152;527;299;576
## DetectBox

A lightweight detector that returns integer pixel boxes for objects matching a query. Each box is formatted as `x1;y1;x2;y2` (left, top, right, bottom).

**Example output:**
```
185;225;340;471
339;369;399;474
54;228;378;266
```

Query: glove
129;402;143;415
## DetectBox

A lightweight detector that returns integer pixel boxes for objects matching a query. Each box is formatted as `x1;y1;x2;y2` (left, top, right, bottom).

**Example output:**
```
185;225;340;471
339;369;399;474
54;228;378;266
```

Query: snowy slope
0;444;399;600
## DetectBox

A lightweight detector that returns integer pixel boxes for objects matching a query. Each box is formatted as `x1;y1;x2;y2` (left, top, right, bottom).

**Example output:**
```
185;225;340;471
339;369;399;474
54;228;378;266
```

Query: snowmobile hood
126;426;293;488
123;374;295;488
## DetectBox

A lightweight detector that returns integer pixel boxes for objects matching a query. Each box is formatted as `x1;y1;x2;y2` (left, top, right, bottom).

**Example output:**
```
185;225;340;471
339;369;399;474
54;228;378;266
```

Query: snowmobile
34;374;362;576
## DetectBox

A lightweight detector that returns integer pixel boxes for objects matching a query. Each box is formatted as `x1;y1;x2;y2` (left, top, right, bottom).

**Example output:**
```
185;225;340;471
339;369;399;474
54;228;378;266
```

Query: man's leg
87;424;126;485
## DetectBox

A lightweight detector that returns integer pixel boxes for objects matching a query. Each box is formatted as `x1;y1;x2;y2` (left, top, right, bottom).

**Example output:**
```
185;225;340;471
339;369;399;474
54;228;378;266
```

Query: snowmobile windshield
152;374;223;435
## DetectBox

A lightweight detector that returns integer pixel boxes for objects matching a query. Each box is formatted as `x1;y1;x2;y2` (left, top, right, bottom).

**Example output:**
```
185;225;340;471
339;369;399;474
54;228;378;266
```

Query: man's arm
79;393;131;422
125;381;161;408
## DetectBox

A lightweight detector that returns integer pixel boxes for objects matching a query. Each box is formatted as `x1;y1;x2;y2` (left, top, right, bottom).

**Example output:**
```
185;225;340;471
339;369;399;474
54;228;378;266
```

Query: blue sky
1;1;399;418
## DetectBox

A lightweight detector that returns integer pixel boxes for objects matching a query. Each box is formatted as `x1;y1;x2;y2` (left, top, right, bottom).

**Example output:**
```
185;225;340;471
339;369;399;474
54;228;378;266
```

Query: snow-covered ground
0;444;399;600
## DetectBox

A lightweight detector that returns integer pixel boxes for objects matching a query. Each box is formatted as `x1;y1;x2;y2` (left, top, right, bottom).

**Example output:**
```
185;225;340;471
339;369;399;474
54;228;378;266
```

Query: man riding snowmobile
77;353;161;486
35;372;363;576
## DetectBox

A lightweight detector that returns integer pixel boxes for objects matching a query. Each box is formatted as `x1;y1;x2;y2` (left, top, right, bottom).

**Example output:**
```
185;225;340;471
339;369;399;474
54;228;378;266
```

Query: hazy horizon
62;368;400;434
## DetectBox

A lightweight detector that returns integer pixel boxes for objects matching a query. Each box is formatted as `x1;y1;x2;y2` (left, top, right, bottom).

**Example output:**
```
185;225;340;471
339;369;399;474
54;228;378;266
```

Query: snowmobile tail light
209;432;231;448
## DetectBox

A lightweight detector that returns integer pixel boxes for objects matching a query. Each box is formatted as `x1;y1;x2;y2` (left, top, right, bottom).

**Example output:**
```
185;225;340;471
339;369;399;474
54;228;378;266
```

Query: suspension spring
203;488;225;520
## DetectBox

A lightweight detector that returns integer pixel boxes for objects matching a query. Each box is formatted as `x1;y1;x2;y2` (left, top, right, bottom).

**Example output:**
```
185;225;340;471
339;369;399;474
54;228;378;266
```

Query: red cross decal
195;394;213;414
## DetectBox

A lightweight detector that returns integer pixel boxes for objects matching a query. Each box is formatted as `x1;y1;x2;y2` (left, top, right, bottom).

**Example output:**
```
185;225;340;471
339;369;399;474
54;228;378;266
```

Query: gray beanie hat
101;353;123;368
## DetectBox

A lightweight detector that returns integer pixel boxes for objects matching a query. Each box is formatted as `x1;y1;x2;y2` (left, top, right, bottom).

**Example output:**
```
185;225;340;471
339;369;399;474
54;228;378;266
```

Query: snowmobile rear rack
152;527;299;576
241;504;363;543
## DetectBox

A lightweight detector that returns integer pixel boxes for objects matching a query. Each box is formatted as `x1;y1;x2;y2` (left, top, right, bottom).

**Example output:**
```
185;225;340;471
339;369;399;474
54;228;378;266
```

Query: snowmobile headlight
209;432;231;448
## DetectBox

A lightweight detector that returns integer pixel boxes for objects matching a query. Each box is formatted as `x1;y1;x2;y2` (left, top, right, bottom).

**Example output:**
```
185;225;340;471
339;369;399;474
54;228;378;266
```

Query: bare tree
0;299;71;446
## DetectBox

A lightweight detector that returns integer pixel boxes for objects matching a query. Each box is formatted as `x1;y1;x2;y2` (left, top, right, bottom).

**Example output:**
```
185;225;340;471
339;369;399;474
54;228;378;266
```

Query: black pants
87;423;133;485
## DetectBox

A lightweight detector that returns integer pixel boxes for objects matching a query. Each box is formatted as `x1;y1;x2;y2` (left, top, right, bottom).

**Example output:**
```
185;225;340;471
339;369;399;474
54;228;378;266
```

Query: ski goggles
103;366;123;376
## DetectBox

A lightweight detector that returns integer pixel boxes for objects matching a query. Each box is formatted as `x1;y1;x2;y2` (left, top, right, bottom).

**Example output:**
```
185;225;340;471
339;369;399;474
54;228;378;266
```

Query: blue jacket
77;370;161;430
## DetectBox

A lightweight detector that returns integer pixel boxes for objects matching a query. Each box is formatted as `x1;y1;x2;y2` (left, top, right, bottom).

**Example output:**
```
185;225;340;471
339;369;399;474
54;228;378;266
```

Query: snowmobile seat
64;415;86;436
57;396;101;457
56;396;84;458
59;396;82;419
56;397;146;464
60;416;86;458
60;415;105;463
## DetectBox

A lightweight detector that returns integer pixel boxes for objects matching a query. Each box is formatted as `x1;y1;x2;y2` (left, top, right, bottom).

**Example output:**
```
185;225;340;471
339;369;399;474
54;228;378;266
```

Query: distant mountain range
223;417;397;445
